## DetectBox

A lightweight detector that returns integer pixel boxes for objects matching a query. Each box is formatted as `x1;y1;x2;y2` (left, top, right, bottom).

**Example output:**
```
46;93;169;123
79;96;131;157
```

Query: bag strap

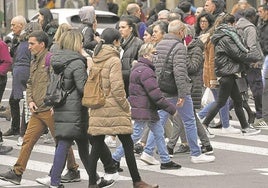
45;52;52;68
164;41;180;64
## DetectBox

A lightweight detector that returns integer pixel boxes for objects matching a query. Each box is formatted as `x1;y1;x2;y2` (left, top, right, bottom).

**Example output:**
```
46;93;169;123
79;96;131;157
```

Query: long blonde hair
53;23;72;42
59;29;83;52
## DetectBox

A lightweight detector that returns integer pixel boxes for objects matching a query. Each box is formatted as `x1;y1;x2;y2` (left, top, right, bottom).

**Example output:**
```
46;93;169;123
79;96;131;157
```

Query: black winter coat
50;50;88;139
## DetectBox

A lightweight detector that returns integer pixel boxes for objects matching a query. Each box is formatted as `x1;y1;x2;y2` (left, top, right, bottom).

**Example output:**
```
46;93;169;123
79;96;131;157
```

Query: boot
133;180;159;188
0;106;11;121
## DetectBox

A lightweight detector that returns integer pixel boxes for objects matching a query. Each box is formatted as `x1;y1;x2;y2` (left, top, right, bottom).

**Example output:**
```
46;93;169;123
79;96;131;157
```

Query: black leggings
88;134;141;185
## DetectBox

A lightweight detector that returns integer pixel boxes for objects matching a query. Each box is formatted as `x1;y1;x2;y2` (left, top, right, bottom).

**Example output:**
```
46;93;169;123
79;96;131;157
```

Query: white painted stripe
0;179;40;187
211;141;268;156
2;139;222;178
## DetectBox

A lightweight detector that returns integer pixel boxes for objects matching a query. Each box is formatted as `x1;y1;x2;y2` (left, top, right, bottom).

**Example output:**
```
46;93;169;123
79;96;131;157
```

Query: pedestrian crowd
0;0;268;188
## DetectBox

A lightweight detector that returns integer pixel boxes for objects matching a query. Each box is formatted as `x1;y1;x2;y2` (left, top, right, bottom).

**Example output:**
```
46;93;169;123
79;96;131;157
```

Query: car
5;8;119;40
31;8;119;33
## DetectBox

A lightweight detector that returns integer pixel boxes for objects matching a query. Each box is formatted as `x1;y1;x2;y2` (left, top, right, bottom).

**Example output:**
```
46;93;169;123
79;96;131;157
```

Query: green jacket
26;49;51;113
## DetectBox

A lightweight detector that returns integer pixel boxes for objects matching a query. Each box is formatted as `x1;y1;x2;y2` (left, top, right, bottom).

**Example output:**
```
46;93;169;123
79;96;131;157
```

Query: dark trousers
0;75;7;102
89;134;141;185
203;75;249;129
9;95;20;133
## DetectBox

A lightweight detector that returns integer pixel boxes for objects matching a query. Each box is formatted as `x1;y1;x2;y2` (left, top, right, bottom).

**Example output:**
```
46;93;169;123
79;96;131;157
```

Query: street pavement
1;73;268;188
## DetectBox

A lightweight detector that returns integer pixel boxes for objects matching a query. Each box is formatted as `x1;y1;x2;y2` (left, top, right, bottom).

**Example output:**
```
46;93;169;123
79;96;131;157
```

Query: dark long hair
119;16;139;38
94;28;121;56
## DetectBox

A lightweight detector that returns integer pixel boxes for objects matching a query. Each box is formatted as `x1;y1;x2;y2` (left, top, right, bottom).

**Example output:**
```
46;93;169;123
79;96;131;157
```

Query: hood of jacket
93;45;120;64
132;57;155;71
236;17;255;31
50;49;86;74
79;6;95;24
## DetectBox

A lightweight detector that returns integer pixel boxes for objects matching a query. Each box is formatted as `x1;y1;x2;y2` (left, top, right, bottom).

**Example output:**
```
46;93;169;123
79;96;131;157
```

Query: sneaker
113;159;123;172
61;169;81;183
3;129;19;137
36;175;50;186
166;146;174;158
160;161;181;170
17;136;23;146
134;142;144;154
104;136;116;148
140;152;160;165
222;126;241;134
49;184;64;188
174;144;190;154
209;121;222;129
103;172;119;181
201;145;213;155
133;180;159;188
43;132;54;144
248;112;256;124
0;169;22;185
0;145;13;154
97;177;115;188
203;125;215;138
252;118;268;129
191;154;215;164
242;127;261;136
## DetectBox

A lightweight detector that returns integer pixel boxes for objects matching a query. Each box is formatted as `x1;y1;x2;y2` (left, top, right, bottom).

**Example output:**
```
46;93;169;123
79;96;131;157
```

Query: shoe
248;112;256;124
134;142;144;154
17;136;23;146
113;159;123;172
191;154;215;163
201;145;213;155
175;144;190;154
0;169;22;185
252;118;268;129
209;121;222;129
0;131;3;144
3;129;19;137
0;106;11;121
203;125;215;138
104;136;116;148
222;126;241;134
61;169;81;183
97;177;115;188
242;127;261;136
36;175;50;186
49;184;64;188
133;180;159;188
0;145;13;154
166;146;174;158
103;172;119;181
140;152;160;165
160;161;181;170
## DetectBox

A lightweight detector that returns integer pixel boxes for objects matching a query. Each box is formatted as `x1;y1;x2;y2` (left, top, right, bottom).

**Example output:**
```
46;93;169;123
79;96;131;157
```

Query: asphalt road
1;72;268;188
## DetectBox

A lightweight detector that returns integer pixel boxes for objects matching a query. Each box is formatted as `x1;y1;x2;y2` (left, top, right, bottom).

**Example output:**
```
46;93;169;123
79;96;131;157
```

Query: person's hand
176;98;185;107
29;102;38;113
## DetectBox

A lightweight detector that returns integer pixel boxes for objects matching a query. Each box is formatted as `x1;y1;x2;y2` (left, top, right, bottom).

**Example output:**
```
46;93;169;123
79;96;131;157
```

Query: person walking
0;31;79;185
202;14;262;136
87;28;158;188
112;42;181;170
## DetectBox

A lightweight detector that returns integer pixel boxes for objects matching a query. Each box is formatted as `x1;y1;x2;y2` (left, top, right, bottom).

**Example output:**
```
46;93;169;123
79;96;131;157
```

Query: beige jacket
88;45;132;136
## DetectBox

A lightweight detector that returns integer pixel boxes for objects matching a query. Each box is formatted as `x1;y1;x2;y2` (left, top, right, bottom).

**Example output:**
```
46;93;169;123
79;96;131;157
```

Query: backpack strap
164;41;180;64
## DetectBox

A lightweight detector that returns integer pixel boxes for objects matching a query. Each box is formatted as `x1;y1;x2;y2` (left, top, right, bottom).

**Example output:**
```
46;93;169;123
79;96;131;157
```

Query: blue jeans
198;88;230;128
262;56;268;122
144;95;201;157
112;120;171;164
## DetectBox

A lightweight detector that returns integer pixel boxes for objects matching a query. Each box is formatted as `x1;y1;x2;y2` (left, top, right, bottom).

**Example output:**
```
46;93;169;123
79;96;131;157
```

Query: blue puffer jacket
129;57;176;121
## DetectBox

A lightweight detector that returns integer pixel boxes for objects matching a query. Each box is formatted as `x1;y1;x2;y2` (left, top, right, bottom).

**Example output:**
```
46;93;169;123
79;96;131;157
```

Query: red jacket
0;40;12;76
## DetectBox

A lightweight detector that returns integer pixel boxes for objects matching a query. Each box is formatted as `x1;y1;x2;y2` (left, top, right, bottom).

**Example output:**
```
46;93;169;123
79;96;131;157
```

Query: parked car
5;8;119;40
31;8;119;33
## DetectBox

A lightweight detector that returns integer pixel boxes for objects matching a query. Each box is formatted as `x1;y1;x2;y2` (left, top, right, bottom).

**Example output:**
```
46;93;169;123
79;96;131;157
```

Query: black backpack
44;59;76;107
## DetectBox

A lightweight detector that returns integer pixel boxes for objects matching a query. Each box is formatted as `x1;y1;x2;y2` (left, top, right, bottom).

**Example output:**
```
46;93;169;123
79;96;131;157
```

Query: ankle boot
133;180;159;188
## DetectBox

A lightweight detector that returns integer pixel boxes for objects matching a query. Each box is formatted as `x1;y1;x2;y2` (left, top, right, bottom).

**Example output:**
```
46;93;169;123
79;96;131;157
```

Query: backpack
82;62;106;109
44;59;76;107
158;42;180;95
